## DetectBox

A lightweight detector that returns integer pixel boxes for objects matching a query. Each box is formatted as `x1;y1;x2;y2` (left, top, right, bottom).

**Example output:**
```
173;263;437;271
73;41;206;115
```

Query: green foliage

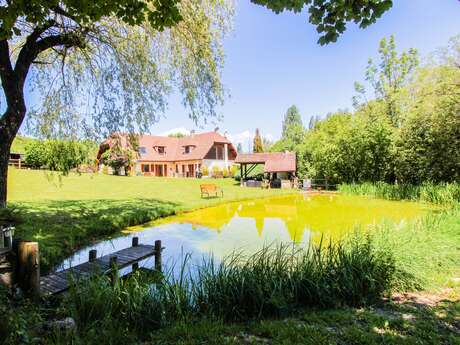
253;128;264;153
24;140;48;168
168;132;186;138
11;136;37;154
250;0;393;45
212;165;221;177
222;167;229;178
354;36;419;126
63;238;396;330
200;165;209;176
0;286;42;344
282;105;303;139
279;36;459;184
0;0;183;40
24;140;93;172
230;164;238;177
339;182;460;205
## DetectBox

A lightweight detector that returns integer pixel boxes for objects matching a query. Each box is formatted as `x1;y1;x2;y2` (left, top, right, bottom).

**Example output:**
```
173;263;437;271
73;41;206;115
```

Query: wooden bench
200;184;223;198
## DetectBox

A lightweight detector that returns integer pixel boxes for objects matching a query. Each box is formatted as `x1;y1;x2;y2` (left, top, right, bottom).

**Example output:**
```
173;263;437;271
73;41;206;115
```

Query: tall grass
339;181;460;204
61;237;396;343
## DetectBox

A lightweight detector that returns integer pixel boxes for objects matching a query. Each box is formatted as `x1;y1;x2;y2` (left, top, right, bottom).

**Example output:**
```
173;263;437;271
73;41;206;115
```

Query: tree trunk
0;103;27;209
0;127;14;209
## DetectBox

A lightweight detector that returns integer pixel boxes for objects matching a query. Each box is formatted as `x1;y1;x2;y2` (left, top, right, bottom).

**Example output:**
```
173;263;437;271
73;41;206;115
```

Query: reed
63;236;397;336
338;181;460;204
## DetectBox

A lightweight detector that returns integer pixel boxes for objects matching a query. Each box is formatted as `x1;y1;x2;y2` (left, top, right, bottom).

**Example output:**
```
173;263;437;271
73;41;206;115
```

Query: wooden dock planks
40;244;156;295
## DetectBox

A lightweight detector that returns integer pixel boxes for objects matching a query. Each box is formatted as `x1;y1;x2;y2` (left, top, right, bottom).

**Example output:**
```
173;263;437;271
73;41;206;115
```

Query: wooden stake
17;241;40;298
132;237;139;247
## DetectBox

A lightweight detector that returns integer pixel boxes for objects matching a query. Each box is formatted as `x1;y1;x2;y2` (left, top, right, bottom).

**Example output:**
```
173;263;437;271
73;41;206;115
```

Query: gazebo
235;152;297;188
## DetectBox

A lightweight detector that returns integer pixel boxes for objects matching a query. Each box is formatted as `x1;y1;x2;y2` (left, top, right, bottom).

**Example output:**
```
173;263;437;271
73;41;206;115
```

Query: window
154;146;165;154
141;164;150;172
184;145;195;154
139;147;147;155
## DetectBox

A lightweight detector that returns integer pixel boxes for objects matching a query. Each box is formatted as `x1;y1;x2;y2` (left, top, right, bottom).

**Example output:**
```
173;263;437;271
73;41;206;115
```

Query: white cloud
159;127;190;136
226;130;276;153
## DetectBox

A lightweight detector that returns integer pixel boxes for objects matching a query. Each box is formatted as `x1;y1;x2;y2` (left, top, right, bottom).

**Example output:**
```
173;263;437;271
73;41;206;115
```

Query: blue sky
156;0;460;147
21;0;460;148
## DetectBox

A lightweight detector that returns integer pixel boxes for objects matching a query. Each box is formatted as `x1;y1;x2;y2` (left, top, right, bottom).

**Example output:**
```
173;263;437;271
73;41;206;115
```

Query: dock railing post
17;241;40;298
132;237;139;271
89;249;97;262
154;240;162;273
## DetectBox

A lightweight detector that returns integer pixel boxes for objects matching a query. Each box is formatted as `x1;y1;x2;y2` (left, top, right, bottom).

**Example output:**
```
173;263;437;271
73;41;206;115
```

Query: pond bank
5;169;295;271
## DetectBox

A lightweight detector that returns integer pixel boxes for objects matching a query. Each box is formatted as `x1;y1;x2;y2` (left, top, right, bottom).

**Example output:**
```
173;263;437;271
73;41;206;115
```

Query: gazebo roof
235;152;296;173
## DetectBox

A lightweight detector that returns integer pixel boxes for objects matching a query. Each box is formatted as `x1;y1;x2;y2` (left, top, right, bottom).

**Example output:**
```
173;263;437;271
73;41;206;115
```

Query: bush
24;141;47;168
200;165;209;176
222;167;228;178
24;139;93;172
230;165;238;177
212;165;221;177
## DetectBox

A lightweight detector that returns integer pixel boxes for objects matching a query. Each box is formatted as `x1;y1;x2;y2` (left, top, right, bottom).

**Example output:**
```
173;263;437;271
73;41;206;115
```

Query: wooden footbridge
40;238;162;295
1;236;163;297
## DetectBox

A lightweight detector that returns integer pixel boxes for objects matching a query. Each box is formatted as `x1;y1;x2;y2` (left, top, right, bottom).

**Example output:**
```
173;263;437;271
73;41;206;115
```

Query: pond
60;193;432;273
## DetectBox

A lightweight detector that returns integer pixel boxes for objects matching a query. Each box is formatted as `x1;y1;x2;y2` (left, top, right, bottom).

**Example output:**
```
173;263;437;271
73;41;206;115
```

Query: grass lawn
4;168;294;271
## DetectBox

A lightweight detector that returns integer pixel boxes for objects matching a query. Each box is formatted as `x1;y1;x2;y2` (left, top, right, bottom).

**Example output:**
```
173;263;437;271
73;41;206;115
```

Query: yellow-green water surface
151;193;431;243
61;194;433;271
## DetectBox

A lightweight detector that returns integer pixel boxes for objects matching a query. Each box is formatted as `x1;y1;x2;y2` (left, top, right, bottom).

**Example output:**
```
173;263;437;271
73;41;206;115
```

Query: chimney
190;130;195;137
214;127;219;133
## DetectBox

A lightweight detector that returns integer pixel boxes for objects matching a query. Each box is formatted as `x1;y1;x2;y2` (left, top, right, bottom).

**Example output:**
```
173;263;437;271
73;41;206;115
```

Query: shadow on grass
239;293;460;345
2;199;178;273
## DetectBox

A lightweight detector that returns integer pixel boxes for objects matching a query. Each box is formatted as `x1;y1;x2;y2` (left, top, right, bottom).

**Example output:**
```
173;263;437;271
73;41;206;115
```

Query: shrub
230;164;238;177
222;167;228;178
212;165;221;177
24;139;93;172
200;165;209;176
24;141;47;168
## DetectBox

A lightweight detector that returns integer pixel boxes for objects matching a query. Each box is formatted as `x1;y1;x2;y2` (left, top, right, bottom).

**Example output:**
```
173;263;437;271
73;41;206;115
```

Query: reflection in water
60;194;431;273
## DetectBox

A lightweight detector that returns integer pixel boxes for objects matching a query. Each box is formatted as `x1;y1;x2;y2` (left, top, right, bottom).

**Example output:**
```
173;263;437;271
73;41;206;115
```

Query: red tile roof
235;152;296;173
98;131;235;162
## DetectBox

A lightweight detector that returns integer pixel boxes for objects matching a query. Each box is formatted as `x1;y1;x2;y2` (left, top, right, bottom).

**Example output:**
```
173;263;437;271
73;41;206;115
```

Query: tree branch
14;31;85;85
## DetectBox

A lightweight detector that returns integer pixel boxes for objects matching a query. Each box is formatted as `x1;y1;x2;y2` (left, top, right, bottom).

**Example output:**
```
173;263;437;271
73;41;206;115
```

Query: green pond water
61;194;433;270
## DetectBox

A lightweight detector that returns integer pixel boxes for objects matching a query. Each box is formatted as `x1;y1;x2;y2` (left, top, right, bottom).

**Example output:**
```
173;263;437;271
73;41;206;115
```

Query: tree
354;36;419;126
99;133;139;176
282;105;302;139
251;0;393;45
0;0;233;207
253;129;264;153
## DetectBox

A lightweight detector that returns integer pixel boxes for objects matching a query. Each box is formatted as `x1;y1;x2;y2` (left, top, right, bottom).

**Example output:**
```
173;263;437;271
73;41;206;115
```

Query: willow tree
0;0;233;207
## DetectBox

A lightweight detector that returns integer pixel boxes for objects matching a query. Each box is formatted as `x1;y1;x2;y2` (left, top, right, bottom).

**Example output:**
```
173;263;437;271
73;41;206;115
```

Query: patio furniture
200;184;223;198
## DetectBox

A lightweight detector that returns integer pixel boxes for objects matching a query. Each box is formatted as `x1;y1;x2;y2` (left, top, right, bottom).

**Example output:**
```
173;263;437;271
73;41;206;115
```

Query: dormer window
184;145;195;154
154;146;165;155
139;147;147;155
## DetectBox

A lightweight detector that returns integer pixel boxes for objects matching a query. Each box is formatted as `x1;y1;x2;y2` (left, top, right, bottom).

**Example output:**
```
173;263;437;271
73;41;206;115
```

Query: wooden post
131;237;139;272
89;249;97;262
109;255;118;285
17;241;40;298
154;240;162;273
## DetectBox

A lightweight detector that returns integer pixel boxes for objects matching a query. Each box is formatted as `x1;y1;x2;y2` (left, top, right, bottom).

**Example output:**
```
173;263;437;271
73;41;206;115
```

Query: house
97;130;237;177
